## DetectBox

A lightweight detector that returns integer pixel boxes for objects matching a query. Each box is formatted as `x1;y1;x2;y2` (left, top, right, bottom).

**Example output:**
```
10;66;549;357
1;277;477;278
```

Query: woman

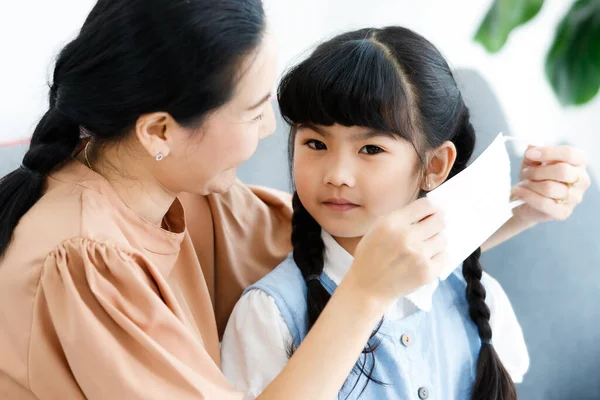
0;1;590;399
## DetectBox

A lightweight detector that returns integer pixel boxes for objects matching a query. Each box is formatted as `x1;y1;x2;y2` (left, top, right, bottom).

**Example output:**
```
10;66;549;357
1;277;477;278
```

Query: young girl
221;26;529;399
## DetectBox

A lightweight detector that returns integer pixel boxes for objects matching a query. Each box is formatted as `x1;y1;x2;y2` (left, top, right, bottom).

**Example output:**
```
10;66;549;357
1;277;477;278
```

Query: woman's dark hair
278;27;516;400
0;0;266;257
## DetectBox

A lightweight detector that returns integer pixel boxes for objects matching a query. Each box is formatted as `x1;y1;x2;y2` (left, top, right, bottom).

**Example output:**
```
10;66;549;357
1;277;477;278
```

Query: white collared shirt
221;232;529;398
321;231;442;317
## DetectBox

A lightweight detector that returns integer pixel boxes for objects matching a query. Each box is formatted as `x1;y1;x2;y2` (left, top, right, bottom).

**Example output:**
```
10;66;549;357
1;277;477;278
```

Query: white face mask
406;132;523;311
428;132;524;279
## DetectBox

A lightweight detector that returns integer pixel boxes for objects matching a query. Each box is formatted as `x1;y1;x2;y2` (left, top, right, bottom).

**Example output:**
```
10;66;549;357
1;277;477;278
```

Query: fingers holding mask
515;144;591;220
521;162;580;185
423;232;447;259
513;182;576;220
525;145;589;167
517;179;582;205
412;209;446;241
523;145;590;189
408;200;447;260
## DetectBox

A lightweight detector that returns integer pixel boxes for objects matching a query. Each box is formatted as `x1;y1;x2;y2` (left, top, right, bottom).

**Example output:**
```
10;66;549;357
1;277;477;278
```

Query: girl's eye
253;113;265;122
359;145;384;155
305;139;327;150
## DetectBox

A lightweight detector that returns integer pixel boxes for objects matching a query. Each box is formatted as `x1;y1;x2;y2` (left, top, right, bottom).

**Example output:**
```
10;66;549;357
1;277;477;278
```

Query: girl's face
294;123;422;243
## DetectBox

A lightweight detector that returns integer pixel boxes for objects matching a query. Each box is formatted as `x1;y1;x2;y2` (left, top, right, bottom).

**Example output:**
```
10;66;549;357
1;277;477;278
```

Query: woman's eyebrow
246;93;272;111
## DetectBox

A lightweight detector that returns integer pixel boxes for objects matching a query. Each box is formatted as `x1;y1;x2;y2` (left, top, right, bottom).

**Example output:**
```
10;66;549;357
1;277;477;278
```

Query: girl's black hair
0;0;266;257
278;26;516;400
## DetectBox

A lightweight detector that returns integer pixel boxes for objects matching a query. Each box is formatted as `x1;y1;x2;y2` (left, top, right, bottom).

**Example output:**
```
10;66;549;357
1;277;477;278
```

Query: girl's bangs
278;39;413;139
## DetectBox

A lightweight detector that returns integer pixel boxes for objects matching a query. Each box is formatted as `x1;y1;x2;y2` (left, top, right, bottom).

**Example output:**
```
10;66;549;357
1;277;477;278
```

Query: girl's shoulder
448;264;504;291
245;253;307;300
242;254;310;346
446;264;513;312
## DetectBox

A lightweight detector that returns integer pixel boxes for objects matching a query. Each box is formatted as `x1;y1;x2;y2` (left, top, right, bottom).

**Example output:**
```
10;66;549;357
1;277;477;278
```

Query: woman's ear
421;141;457;191
135;112;174;159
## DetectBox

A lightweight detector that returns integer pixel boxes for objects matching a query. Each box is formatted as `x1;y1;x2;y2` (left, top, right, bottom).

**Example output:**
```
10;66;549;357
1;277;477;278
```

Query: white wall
1;0;598;179
0;0;95;143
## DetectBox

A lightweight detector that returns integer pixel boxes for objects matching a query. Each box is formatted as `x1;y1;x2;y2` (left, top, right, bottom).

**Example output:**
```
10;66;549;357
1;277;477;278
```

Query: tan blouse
0;159;292;399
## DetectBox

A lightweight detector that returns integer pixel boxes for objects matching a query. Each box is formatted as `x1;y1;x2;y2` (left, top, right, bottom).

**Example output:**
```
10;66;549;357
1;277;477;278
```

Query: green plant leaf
546;0;600;106
475;0;545;52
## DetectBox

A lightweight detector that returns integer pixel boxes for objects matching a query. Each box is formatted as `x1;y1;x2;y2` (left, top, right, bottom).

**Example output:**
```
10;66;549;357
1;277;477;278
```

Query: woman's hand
344;198;447;309
512;145;591;223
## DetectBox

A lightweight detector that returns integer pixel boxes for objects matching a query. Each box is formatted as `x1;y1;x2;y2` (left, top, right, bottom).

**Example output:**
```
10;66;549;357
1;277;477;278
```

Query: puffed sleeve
32;238;243;400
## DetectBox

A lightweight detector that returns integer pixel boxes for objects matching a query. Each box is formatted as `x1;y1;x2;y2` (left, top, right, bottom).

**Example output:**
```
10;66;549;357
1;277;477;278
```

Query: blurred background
1;1;599;398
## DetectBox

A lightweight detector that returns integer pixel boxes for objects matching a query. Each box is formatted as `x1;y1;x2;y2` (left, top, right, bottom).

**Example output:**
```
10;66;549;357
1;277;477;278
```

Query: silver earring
155;153;164;161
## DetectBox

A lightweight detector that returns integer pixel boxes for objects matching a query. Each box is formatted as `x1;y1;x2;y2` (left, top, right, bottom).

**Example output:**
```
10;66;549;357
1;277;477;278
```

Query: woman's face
294;123;422;240
160;33;279;196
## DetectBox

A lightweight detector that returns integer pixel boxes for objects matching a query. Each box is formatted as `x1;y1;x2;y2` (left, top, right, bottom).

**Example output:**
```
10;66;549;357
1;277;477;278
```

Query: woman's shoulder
5;173;141;271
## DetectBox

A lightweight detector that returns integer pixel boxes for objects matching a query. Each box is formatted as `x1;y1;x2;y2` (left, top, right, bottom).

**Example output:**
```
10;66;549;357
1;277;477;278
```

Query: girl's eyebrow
351;130;398;141
298;123;398;141
298;123;329;136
